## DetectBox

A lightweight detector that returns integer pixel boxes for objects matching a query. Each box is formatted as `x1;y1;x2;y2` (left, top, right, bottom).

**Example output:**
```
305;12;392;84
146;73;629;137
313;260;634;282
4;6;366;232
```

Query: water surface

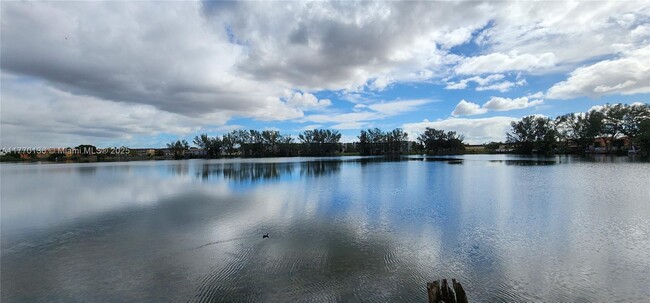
2;155;649;302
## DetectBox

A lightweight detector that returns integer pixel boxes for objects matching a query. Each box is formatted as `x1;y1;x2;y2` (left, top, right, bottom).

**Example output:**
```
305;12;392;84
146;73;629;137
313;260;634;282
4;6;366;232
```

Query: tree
485;142;502;151
417;127;464;154
506;116;556;154
358;130;371;155
387;128;408;154
367;128;385;154
622;103;650;138
635;119;650;153
357;128;409;155
248;130;264;157
193;134;222;158
230;130;252;156
600;104;627;152
221;133;236;156
555;110;605;153
167;140;189;159
418;128;444;154
262;130;280;156
298;129;341;156
278;135;295;157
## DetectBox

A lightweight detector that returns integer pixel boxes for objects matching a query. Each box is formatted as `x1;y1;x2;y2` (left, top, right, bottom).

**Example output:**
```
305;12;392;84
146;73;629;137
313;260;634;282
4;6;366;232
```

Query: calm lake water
1;155;649;302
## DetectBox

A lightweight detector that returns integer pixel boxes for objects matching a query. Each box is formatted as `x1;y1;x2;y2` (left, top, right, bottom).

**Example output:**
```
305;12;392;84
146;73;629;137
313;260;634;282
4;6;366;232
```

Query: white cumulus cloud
451;100;488;116
445;74;505;90
451;95;543;117
285;92;332;110
455;52;557;75
1;0;649;146
403;116;517;144
302;98;433;129
367;99;433;115
476;79;527;92
482;96;543;111
547;46;650;99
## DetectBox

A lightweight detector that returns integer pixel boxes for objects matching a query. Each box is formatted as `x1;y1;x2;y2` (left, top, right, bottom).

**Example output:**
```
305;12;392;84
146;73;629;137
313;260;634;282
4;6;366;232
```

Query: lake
1;155;649;302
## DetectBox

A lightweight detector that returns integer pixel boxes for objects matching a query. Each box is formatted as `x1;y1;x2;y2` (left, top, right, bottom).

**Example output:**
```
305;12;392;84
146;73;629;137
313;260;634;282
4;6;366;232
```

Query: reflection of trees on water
184;156;573;182
77;166;98;175
581;155;649;163
300;161;341;177
194;161;342;182
195;163;294;182
222;163;294;181
168;163;190;176
488;160;556;166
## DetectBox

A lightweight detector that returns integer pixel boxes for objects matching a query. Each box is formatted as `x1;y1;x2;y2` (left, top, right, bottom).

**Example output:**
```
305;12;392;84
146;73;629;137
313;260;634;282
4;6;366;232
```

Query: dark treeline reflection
193;161;342;182
188;156;494;182
2;156;649;302
300;161;341;177
197;163;294;182
169;163;190;176
488;159;556;166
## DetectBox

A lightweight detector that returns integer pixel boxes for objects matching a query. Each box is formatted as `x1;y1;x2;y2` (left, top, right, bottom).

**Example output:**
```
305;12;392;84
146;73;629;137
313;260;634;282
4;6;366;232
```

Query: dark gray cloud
207;1;491;90
0;1;299;118
1;0;648;146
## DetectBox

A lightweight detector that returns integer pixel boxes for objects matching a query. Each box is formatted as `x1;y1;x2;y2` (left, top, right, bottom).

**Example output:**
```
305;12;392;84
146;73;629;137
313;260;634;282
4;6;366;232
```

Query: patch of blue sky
448;20;495;57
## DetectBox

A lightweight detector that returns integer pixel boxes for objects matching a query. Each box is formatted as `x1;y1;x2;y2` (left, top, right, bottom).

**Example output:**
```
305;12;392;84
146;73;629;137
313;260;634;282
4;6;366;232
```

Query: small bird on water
262;233;269;239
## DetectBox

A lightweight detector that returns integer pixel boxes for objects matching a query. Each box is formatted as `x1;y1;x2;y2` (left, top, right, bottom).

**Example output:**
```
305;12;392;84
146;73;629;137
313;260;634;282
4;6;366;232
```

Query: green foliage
485;142;502;150
554;110;603;152
506;116;556;154
193;134;222;158
298;129;341;156
416;127;464;154
622;103;650;138
357;128;408;155
508;103;649;154
635;119;650;152
190;130;297;158
166;140;189;159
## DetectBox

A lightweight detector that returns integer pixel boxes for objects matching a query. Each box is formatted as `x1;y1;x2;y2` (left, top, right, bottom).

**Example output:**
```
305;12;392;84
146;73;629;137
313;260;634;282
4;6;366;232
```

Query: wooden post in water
427;279;468;303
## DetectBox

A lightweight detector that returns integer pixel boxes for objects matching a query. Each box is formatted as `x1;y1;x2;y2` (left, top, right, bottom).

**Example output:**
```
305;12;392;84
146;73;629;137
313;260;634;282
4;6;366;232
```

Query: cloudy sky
1;0;649;147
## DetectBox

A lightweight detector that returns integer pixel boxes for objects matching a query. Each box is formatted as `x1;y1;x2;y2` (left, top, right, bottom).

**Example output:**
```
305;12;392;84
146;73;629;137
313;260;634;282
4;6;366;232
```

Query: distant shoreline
1;152;645;165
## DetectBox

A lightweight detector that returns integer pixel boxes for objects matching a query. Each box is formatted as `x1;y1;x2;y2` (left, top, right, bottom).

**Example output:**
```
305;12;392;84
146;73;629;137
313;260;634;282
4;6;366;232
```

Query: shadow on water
579;154;650;163
175;156;484;184
77;166;98;175
169;162;190;176
193;161;342;182
191;220;432;302
488;159;556;166
401;156;467;165
300;161;341;177
188;157;474;184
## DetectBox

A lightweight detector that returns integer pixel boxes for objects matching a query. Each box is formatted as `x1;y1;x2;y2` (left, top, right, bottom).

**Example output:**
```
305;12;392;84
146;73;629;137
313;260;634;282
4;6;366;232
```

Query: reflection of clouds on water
1;156;649;302
1;190;252;302
1;162;230;235
192;219;431;302
452;160;650;301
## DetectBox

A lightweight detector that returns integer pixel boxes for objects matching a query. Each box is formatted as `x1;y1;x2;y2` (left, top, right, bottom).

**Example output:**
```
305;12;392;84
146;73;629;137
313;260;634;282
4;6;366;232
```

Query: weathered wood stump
427;279;468;303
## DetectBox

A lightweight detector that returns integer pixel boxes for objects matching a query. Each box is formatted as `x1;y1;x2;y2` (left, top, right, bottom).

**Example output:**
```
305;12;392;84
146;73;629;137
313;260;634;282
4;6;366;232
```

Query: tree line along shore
2;103;648;162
